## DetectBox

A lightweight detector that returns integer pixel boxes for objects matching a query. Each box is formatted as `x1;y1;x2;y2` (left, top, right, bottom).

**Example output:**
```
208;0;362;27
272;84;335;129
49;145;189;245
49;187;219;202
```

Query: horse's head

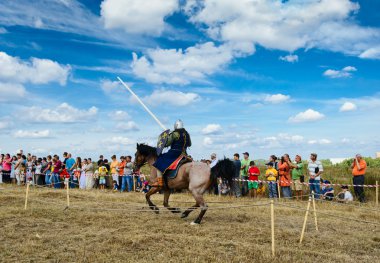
134;143;157;170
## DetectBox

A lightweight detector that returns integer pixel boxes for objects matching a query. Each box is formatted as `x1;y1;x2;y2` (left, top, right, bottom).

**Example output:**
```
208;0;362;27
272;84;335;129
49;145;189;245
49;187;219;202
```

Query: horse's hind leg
181;204;199;218
163;190;181;214
146;187;160;214
190;192;208;225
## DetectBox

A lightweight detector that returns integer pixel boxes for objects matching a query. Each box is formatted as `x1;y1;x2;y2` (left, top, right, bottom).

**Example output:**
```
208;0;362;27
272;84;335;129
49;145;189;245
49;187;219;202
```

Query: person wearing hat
351;154;367;202
307;153;323;199
240;152;251;196
336;185;353;203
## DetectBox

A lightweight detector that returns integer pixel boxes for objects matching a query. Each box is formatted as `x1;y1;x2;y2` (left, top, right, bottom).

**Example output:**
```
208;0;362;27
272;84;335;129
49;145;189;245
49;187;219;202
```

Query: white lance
117;76;167;131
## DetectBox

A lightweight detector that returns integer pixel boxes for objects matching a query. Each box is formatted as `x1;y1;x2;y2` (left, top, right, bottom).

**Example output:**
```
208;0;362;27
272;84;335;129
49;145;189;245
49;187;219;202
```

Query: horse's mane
137;143;157;157
211;158;235;185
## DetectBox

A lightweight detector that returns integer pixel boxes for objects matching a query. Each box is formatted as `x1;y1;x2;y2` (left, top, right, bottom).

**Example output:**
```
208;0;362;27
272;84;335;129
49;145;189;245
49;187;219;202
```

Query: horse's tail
210;158;235;187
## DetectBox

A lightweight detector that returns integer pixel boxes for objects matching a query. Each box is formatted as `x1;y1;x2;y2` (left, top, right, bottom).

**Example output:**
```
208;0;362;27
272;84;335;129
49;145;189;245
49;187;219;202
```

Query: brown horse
134;143;234;224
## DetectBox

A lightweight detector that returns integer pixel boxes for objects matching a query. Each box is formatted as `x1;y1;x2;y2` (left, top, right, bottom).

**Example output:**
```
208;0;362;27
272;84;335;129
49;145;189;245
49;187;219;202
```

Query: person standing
110;155;119;186
2;154;12;183
351;154;367;203
289;155;304;200
85;158;94;190
248;161;260;198
278;154;292;198
307;153;323;199
209;153;219;195
240;152;251;196
123;156;133;192
79;158;87;189
43;155;53;186
65;153;75;188
232;153;242;197
118;156;126;192
51;156;62;189
210;153;217;168
265;162;278;198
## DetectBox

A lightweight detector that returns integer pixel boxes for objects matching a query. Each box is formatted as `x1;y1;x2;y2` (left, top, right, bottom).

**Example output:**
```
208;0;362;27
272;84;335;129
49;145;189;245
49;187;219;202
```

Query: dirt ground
0;185;379;263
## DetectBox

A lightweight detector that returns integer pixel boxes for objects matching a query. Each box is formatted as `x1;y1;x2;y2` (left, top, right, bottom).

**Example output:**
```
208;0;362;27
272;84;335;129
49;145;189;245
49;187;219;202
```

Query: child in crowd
336;185;353;203
35;159;42;185
140;179;150;193
321;180;334;201
265;162;278;198
248;161;260;198
60;168;70;189
257;182;267;197
112;180;119;192
98;164;108;190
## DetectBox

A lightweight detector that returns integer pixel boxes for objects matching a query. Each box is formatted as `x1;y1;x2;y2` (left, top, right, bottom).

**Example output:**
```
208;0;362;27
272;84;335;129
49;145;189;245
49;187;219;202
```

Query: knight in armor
151;119;192;188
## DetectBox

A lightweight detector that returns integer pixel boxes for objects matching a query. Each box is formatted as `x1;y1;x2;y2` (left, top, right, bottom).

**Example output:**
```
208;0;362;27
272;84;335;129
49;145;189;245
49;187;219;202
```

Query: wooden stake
270;200;275;256
24;182;30;210
66;179;70;207
376;181;379;207
311;191;318;231
277;181;281;200
300;197;311;244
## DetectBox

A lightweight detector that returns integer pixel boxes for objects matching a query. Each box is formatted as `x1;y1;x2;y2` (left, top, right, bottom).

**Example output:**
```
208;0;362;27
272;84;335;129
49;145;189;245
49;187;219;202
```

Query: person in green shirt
289;155;304;200
240;152;251;196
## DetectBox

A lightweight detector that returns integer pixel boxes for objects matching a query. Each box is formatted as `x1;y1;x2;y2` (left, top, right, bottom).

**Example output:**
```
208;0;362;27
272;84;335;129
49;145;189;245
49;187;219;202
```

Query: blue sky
0;0;380;160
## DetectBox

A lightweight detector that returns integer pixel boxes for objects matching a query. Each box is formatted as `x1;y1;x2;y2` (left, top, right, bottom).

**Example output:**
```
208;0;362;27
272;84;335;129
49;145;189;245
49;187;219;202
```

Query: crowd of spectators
0;149;367;203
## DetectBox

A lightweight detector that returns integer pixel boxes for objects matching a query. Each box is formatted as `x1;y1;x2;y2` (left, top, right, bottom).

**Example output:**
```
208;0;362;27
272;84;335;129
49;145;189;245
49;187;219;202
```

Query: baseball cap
211;153;216;158
242;152;249;156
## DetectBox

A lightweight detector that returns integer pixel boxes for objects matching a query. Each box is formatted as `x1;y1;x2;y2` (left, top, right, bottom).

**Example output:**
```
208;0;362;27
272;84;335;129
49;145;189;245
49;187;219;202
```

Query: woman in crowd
278;154;292;198
2;154;12;183
44;155;52;186
85;158;94;190
80;158;87;189
71;157;82;187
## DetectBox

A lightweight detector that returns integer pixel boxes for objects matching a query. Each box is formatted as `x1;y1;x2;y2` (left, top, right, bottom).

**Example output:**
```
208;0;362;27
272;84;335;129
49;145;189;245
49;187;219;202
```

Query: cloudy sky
1;0;380;160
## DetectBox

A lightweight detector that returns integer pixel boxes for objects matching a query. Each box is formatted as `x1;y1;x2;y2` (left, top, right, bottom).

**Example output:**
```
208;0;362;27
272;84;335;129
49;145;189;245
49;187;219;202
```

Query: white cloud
116;121;139;131
323;66;357;78
0;119;12;130
264;94;290;104
340;102;357;112
289;109;325;123
279;54;298;63
203;137;214;147
104;136;134;146
186;0;380;58
308;139;332;145
0;82;27;102
19;103;98;123
13;130;50;138
131;42;239;85
141;89;200;107
101;0;178;35
110;110;130;121
359;47;380;59
0;52;70;85
101;79;123;93
202;124;222;135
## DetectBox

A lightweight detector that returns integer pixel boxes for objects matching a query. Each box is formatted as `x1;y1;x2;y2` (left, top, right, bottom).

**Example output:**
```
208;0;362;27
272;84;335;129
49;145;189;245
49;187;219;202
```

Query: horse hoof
190;222;200;226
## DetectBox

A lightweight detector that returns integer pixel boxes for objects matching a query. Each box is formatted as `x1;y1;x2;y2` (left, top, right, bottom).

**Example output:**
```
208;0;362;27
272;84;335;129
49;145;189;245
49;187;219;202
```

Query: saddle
164;155;192;180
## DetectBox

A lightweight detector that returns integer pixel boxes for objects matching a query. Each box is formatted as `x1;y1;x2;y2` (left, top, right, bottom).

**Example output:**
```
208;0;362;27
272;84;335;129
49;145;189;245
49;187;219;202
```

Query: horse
134;143;235;225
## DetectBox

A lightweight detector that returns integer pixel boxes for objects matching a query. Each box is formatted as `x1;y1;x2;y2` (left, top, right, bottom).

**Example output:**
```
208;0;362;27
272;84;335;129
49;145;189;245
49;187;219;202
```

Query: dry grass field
0;185;379;263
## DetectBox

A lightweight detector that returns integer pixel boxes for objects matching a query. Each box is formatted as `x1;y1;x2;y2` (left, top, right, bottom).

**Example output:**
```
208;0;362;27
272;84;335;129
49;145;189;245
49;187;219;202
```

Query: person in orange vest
351;154;367;203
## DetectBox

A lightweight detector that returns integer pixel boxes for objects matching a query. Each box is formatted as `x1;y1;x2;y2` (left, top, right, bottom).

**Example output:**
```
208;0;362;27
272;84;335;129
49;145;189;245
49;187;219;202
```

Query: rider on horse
151;119;192;188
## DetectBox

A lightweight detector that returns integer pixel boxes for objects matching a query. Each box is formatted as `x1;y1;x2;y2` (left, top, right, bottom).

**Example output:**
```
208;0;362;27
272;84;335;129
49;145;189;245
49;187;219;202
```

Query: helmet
174;119;184;130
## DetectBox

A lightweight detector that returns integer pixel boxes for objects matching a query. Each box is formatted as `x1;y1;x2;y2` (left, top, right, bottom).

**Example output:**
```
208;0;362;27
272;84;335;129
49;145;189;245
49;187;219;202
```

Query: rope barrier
233;178;380;188
275;203;380;226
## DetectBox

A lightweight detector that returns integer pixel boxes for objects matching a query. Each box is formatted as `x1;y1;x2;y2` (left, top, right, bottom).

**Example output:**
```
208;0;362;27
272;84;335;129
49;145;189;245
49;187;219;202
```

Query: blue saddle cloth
153;149;182;173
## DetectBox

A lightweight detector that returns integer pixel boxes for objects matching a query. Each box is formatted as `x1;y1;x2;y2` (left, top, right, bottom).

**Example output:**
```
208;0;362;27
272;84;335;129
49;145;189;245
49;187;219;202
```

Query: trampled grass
0;185;379;263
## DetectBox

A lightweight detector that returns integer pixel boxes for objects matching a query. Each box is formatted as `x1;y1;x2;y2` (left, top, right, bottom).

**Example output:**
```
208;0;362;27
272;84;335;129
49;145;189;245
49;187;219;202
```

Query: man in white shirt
307;153;323;199
210;153;217;168
337;185;353;203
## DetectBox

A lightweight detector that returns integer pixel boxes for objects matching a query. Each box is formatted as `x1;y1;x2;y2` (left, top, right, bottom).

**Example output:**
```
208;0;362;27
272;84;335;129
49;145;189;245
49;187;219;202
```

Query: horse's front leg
163;190;181;214
145;187;160;214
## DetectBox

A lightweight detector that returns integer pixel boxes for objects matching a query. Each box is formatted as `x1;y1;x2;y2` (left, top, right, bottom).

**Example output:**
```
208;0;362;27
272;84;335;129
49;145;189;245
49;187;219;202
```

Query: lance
117;76;167;131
